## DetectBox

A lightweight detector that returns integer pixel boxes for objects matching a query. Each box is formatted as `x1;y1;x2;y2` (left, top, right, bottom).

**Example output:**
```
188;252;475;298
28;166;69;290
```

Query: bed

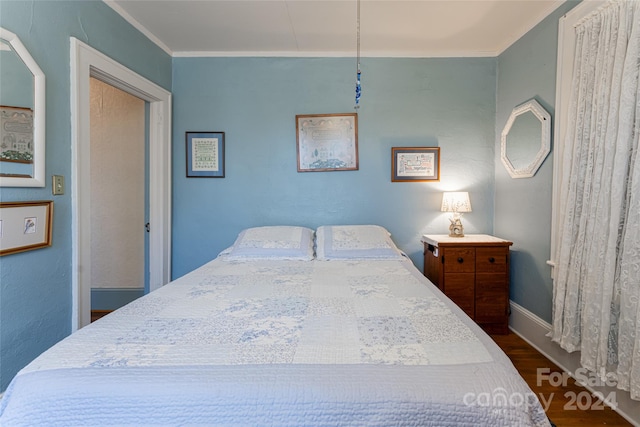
0;225;551;426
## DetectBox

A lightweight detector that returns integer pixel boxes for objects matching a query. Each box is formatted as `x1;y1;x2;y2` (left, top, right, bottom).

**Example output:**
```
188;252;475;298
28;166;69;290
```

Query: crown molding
172;49;499;59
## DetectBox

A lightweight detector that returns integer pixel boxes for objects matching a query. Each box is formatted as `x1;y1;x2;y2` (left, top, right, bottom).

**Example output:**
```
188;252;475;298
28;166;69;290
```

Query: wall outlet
52;175;65;195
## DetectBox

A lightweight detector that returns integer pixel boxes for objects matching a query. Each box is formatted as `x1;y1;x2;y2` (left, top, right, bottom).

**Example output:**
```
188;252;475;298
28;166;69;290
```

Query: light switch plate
52;175;64;195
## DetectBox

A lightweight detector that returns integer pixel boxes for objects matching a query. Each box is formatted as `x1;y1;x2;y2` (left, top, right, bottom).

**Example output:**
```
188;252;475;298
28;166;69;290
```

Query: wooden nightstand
421;234;513;334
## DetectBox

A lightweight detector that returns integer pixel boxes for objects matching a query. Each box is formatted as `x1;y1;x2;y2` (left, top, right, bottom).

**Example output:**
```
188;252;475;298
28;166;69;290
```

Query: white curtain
551;0;640;400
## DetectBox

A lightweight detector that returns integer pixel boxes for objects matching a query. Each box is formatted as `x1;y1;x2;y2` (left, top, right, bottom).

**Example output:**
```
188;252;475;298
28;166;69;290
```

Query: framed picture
0;105;34;164
391;147;440;182
0;200;53;256
186;131;225;178
296;113;358;172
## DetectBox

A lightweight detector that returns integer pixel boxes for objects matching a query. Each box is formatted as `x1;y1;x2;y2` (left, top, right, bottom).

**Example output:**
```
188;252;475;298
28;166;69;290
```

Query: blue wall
0;0;581;394
171;57;497;278
495;1;579;323
0;0;171;391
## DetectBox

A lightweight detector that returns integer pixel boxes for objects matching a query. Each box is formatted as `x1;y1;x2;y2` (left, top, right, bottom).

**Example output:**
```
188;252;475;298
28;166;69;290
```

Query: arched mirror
0;27;45;187
501;99;551;179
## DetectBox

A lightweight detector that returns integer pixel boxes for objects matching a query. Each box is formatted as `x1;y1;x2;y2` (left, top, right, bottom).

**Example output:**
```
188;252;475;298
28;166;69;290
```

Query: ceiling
106;0;565;57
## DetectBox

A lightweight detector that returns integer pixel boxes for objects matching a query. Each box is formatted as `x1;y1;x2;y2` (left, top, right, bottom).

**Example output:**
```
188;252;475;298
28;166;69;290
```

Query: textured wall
89;78;145;290
0;0;171;391
0;0;580;395
171;57;497;278
495;1;580;323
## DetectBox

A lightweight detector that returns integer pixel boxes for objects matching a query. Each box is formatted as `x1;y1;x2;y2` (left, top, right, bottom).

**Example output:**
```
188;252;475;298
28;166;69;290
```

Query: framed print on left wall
186;131;225;178
0;200;53;256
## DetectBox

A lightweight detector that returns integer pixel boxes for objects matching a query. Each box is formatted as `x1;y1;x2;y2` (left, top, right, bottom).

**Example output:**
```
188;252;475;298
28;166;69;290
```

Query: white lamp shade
441;192;472;213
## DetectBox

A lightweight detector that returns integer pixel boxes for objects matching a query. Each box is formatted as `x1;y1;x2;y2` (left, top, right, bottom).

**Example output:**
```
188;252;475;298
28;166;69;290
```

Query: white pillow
223;226;315;260
315;225;405;260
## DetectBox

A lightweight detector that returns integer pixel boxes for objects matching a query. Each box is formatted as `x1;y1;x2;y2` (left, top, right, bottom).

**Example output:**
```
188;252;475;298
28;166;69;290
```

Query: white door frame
70;38;172;331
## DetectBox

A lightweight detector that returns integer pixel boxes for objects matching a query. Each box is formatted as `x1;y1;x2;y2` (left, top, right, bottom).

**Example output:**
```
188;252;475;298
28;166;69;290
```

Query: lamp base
448;216;465;237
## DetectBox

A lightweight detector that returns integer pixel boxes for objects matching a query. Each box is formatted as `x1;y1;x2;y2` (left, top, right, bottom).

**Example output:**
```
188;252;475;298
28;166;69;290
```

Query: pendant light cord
355;0;361;110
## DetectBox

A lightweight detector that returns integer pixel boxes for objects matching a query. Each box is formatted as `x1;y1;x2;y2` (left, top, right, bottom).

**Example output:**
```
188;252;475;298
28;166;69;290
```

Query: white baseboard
509;301;639;427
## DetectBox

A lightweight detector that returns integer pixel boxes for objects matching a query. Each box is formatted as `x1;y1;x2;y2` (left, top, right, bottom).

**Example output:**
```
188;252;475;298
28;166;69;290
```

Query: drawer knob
457;257;464;263
489;257;495;263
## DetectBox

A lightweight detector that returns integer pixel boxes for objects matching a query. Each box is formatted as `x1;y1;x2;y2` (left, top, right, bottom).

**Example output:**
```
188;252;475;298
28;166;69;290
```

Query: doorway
71;38;172;331
89;78;146;319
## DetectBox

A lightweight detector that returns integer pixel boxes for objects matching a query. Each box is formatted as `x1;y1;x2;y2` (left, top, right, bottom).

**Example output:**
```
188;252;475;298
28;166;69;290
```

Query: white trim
0;27;46;187
70;38;172;331
509;301;640;426
172;50;500;58
102;0;173;56
549;0;607;278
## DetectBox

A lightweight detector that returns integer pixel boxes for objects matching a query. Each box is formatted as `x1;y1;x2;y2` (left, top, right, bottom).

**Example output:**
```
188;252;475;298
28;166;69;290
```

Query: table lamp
441;192;472;237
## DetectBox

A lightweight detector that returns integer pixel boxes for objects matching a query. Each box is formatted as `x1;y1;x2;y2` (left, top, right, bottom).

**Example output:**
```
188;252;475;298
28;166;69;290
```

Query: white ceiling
106;0;565;57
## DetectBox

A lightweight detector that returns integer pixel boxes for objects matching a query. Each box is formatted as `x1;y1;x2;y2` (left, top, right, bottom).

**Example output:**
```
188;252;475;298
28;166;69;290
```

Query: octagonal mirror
0;27;45;187
501;99;551;179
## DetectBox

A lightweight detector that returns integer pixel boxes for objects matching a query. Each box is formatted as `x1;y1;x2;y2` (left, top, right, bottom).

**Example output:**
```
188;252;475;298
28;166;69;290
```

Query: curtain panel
550;0;639;400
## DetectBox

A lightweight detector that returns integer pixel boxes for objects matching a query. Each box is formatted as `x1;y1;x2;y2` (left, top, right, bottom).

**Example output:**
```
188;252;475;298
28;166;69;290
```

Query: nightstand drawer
476;247;509;273
443;248;475;273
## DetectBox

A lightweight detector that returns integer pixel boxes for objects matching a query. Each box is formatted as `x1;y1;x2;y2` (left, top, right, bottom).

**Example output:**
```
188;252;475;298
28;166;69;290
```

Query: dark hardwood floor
90;310;111;323
491;332;633;426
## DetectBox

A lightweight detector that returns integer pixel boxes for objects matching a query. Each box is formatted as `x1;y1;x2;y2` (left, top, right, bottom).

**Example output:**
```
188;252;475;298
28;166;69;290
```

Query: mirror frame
500;99;551;179
0;27;45;187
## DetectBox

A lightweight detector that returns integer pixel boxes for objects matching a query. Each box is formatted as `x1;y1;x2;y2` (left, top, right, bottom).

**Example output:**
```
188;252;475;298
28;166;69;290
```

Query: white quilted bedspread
0;257;551;426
